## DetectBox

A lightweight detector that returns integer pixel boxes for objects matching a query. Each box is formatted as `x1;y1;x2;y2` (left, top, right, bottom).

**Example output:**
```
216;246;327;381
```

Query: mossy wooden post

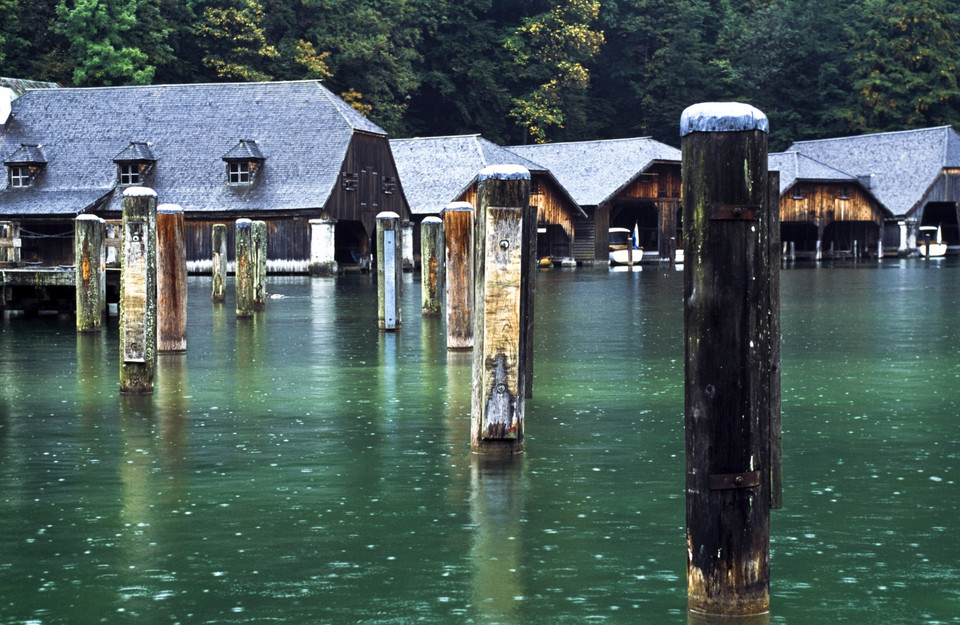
377;211;401;331
235;218;254;318
75;215;105;333
211;223;227;303
766;171;783;511
421;216;444;317
471;165;530;455
252;220;268;310
119;187;158;394
681;102;774;617
443;202;474;349
157;204;187;352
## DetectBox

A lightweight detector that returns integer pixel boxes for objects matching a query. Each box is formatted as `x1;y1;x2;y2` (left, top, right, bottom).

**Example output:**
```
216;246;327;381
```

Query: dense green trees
4;0;960;148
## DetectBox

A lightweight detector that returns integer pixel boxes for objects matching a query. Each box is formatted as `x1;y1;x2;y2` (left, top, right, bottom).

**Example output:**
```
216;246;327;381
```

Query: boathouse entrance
919;201;959;251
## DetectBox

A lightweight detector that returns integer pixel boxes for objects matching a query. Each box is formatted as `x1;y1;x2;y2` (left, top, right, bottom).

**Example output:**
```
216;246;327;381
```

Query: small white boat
918;225;947;257
609;227;641;265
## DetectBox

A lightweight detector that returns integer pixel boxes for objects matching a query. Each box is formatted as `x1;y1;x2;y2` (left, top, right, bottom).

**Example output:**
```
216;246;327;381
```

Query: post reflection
688;610;771;625
468;455;526;624
156;353;189;474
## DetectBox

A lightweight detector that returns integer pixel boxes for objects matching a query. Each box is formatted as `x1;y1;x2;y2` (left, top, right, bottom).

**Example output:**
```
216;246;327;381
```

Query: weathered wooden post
421;216;444;317
235;218;254;318
626;237;635;266
75;215;105;333
521;203;537;399
443;202;474;349
157;204;187;352
471;165;530;455
681;102;776;617
402;220;415;271
252;220;268;310
308;216;338;276
211;223;227;303
377;211;402;331
119;187;158;394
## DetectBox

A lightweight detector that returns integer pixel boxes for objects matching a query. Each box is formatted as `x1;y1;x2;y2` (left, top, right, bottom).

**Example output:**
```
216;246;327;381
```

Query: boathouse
788;126;960;256
0;81;410;274
770;151;889;259
389;134;583;265
506;137;682;264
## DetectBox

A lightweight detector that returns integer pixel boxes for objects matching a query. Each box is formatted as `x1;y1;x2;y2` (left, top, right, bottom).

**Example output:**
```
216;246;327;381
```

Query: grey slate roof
0;80;387;216
768;151;857;195
390;134;563;216
3;143;48;165
506;137;681;207
788;126;960;217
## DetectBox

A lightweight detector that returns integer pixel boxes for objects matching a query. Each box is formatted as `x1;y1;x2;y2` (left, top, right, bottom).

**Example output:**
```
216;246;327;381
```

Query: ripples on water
1;260;958;624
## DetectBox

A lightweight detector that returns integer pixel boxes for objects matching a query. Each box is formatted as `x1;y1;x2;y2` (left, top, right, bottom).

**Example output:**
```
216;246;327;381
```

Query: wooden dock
1;266;119;314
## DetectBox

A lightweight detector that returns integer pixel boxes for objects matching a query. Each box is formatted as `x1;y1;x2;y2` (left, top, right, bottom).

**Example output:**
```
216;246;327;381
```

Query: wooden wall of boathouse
780;181;886;257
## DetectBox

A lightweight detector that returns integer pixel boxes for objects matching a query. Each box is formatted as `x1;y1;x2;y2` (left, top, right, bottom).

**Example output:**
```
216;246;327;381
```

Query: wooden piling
119;187;158;394
377;211;402;331
308;217;338;276
443;202;474;350
420;216;444;317
157;205;187;352
471;165;530;455
235;218;254;318
680;102;774;616
75;214;105;333
211;224;227;303
252;220;268;310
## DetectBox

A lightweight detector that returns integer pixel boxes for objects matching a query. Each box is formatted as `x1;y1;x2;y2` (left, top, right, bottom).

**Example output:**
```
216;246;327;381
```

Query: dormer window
119;163;140;185
4;143;47;188
113;141;156;186
222;139;264;185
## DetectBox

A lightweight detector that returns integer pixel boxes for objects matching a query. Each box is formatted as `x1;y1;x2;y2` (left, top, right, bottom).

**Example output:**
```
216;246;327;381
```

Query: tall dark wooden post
443;202;474;350
681;102;776;617
157;204;187;352
471;165;530;455
235;218;254;318
421;216;444;317
252;220;268;310
75;215;105;333
119;187;158;394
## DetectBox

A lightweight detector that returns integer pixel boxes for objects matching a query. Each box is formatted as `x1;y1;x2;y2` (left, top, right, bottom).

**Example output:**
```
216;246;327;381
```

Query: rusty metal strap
709;470;761;490
709;204;761;220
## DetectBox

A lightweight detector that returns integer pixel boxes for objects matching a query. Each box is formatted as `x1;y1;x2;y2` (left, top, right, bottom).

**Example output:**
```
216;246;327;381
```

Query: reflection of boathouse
0;81;410;275
507;138;682;264
788;126;960;257
390;134;583;265
771;152;889;259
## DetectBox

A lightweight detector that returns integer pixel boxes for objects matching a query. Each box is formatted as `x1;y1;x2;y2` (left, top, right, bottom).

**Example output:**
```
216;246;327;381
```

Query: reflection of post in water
469;456;526;624
117;394;161;621
235;310;265;399
444;349;472;449
156;353;189;473
76;332;106;421
688;610;771;625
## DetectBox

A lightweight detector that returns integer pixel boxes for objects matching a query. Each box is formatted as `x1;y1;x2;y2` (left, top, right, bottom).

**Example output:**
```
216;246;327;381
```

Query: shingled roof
506;137;681;208
390;134;560;216
788;126;960;217
0;81;387;216
769;151;858;194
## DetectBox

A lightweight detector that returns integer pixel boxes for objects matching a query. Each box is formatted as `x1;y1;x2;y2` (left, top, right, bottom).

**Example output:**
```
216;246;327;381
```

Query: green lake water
1;259;958;624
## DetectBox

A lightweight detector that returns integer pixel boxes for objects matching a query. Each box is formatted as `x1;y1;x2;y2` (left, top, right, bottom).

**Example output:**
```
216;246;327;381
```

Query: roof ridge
391;133;482;142
792;125;954;145
509;136;655;148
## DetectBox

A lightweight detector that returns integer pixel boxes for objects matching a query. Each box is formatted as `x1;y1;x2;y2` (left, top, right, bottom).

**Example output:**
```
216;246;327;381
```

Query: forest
2;0;960;150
